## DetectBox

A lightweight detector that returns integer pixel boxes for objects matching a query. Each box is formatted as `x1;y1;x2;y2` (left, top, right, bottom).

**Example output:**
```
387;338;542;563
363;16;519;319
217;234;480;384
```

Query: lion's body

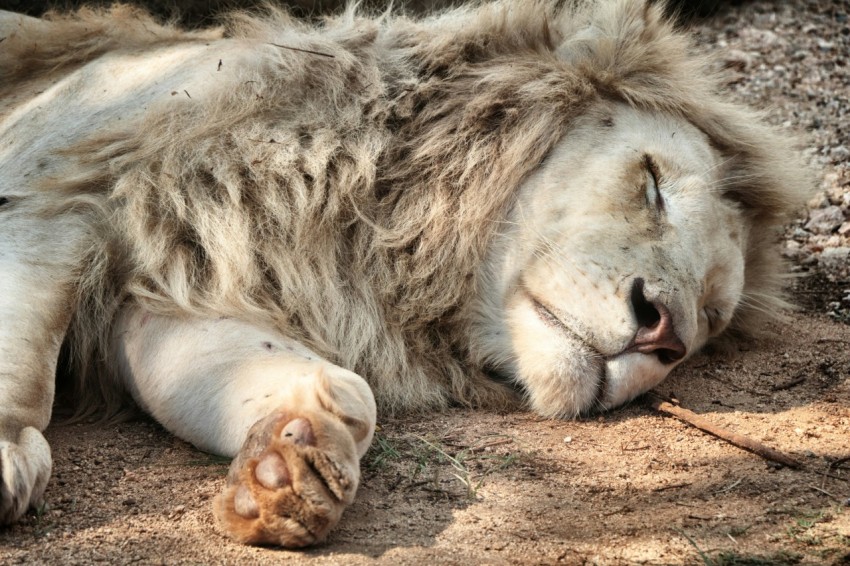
0;0;808;545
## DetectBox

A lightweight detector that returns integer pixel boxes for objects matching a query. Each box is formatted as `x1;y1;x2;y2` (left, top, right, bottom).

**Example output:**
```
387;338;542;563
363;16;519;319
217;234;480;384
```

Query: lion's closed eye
643;154;664;211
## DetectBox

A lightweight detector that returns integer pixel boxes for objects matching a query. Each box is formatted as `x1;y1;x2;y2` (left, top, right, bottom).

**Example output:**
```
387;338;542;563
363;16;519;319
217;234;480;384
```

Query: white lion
0;0;808;546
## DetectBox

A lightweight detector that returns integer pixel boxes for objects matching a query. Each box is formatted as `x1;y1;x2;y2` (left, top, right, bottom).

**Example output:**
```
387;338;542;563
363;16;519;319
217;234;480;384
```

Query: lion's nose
628;278;687;364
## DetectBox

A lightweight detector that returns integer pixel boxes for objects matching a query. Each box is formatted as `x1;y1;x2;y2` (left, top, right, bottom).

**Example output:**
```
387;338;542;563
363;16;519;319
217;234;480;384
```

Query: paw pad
233;485;259;518
254;452;289;490
281;418;314;446
213;412;360;547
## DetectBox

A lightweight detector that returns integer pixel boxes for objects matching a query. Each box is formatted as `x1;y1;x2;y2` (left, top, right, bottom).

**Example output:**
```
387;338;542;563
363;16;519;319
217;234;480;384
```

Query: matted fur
5;0;808;415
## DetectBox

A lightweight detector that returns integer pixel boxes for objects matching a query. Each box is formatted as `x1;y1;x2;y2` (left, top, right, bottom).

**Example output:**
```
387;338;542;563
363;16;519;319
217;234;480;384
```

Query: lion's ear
554;0;670;68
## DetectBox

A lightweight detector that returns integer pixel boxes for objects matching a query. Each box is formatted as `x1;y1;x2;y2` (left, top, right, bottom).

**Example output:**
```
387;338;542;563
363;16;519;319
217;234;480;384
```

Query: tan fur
0;0;812;542
0;4;219;92
7;0;801;416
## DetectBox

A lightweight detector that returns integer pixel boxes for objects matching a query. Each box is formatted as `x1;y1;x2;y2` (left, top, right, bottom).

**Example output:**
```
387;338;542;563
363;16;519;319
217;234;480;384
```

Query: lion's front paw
213;411;360;547
0;427;52;525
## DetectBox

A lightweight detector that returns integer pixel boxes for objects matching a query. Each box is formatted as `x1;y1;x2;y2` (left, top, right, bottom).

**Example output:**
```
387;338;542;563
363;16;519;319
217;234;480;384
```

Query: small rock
563;436;572;444
831;145;850;162
822;172;840;188
792;227;811;241
820;250;850;263
783;240;810;261
820;247;850;266
722;49;752;71
805;206;845;234
807;193;829;209
741;27;782;47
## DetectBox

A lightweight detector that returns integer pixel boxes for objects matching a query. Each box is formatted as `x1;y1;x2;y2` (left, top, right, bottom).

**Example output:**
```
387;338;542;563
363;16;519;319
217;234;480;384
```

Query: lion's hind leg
110;307;376;547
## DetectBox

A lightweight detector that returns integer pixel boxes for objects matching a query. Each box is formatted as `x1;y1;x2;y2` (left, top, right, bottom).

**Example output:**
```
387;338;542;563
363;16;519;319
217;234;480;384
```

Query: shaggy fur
3;0;808;415
0;0;814;544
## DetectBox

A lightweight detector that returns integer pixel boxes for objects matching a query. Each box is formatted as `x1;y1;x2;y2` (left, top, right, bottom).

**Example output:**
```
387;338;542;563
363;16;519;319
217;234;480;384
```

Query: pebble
808;193;829;209
740;27;783;47
722;49;752;71
805;206;845;235
820;247;850;265
831;145;850;162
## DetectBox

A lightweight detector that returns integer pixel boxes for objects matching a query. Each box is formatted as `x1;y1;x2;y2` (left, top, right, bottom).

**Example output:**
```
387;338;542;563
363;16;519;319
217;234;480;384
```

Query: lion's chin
598;353;673;410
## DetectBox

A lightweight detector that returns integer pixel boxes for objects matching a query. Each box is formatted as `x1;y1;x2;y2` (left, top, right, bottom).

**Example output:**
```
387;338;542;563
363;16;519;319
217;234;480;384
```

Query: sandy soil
1;311;848;565
1;1;849;564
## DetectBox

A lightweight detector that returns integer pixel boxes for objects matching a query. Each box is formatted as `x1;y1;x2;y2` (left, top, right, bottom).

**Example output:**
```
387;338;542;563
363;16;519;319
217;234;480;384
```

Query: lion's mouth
525;292;609;410
527;293;588;347
530;295;569;332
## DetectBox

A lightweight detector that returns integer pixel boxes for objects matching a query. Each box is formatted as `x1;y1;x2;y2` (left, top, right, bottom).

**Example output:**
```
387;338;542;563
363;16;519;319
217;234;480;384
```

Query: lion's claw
214;412;359;547
0;428;51;525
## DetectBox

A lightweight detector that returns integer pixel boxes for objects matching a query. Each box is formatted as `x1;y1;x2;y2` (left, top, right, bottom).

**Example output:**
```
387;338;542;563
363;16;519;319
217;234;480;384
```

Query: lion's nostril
630;278;661;329
628;278;687;364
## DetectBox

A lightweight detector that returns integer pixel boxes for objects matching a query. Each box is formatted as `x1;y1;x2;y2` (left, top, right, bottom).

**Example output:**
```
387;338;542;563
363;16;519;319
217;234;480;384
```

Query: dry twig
652;482;692;492
468;438;514;453
771;375;806;391
809;485;842;501
646;392;802;469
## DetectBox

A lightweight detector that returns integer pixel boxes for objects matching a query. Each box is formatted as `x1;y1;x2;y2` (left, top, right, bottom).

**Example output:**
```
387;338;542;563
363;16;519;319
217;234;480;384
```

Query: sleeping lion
0;0;807;546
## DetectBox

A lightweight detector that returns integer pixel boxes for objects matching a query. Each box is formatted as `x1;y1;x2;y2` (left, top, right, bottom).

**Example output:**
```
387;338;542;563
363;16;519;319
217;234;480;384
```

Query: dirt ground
2;0;850;564
0;310;848;565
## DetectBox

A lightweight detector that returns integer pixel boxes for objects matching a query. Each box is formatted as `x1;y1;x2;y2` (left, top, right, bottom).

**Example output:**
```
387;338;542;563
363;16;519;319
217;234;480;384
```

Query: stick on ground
646;392;802;469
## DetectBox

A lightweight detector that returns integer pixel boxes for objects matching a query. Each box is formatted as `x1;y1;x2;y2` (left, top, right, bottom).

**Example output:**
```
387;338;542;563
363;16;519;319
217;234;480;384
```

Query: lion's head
374;0;811;416
474;102;757;417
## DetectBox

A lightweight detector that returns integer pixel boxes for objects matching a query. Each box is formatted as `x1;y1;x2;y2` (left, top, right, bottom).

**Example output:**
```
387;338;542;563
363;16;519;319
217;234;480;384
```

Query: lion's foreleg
110;306;377;546
0;208;87;524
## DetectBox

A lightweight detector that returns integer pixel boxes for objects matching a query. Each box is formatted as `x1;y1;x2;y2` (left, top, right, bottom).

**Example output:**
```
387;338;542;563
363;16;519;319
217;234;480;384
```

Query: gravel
693;0;850;283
